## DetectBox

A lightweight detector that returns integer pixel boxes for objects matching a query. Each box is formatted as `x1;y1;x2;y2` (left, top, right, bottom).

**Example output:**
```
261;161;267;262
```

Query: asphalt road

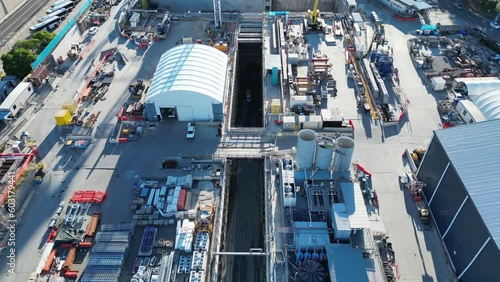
0;0;48;46
437;1;500;37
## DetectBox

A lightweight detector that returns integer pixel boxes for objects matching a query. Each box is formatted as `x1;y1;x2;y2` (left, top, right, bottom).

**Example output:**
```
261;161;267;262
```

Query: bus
51;0;68;8
50;0;77;8
29;16;61;34
38;8;67;23
46;1;74;14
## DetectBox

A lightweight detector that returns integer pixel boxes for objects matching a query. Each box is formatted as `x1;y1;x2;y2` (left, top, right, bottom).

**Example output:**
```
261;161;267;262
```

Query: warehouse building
145;44;228;121
416;119;500;282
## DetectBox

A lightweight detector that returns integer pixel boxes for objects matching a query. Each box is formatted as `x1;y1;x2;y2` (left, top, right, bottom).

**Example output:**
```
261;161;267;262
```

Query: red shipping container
177;189;187;211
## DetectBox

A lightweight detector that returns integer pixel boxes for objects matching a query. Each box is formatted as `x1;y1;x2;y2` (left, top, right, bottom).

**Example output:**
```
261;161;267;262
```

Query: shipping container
282;116;296;131
62;99;78;114
177;189;187;211
54;109;72;126
30;65;49;87
270;99;281;114
298;115;323;130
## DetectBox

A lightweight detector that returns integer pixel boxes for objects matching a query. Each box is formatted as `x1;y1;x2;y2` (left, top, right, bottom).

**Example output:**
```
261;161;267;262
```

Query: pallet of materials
139;226;157;256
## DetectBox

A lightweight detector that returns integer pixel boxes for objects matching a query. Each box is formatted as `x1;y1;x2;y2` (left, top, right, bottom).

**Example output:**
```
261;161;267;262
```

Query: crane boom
213;0;222;28
311;0;319;25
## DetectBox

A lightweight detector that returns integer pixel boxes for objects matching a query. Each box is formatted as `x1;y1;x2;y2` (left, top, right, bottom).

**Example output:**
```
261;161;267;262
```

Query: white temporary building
471;89;500;120
145;44;228;121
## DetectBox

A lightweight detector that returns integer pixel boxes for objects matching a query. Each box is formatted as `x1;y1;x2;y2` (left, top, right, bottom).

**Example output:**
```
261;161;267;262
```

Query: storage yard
0;0;498;282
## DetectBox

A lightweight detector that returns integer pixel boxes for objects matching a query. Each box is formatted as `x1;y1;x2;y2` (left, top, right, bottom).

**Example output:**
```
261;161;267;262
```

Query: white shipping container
290;95;314;107
282;116;296;131
298;115;323;129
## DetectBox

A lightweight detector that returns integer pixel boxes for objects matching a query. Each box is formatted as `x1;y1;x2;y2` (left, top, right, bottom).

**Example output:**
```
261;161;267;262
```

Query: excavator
307;0;323;31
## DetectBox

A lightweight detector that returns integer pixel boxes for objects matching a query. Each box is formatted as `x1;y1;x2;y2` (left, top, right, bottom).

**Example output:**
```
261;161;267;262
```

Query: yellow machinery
307;0;322;30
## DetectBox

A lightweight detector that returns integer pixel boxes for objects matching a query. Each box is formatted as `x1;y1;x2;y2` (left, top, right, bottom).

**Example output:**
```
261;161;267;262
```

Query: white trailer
0;82;34;119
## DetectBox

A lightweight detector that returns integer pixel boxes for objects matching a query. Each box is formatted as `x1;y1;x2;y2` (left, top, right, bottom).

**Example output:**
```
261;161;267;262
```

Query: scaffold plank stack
92;242;128;253
87;253;124;267
94;231;131;243
99;223;135;233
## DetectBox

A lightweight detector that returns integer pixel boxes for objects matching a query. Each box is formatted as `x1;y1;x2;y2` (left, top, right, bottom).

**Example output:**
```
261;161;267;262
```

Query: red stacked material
71;190;106;204
43;249;57;272
47;227;57;243
78;241;92;248
64;271;79;278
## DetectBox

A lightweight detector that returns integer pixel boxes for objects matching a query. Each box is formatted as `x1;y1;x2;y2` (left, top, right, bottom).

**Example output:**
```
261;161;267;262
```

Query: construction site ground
0;1;487;281
0;4;221;280
272;2;459;281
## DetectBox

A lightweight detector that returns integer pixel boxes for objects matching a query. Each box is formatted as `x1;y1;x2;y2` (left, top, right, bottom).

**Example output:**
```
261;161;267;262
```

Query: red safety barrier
118;138;128;143
393;15;417;21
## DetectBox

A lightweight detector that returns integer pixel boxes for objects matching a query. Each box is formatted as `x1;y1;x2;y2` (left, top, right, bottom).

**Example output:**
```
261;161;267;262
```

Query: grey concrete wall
151;0;266;12
273;0;335;12
0;0;23;20
151;0;336;13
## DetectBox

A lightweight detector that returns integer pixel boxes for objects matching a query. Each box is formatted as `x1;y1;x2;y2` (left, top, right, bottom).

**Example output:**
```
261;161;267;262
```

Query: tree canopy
1;48;37;80
1;31;55;79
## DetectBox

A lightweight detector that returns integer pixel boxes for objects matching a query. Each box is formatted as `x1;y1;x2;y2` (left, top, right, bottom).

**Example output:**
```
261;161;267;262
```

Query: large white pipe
333;137;355;171
296;129;317;169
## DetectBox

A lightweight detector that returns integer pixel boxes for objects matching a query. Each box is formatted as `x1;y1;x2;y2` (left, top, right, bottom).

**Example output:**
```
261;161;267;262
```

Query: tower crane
213;0;222;29
307;0;322;30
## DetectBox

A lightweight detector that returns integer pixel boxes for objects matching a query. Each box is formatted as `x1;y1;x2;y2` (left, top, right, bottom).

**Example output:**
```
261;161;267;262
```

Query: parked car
186;122;196;140
89;26;99;35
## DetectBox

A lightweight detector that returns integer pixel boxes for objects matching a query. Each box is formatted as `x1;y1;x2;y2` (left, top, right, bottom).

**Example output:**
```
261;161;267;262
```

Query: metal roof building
417;119;500;282
145;44;228;121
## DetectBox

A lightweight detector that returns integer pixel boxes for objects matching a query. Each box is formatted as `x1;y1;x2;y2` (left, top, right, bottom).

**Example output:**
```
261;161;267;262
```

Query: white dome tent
145;44;228;121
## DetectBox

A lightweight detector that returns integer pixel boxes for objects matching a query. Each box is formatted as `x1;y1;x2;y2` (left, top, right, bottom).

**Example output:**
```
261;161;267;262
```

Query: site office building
0;82;34;120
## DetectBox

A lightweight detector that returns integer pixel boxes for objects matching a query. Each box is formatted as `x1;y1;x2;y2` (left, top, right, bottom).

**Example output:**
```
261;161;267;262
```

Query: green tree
1;48;37;79
31;31;55;52
13;39;41;54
